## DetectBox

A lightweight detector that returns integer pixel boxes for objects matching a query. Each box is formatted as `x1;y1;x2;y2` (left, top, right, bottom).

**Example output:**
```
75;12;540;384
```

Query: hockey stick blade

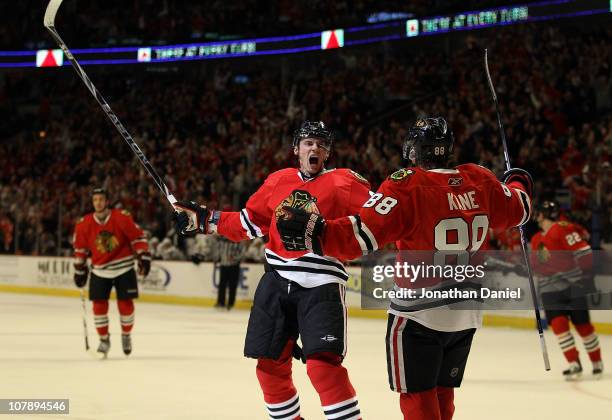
44;0;63;28
484;49;551;371
43;0;178;210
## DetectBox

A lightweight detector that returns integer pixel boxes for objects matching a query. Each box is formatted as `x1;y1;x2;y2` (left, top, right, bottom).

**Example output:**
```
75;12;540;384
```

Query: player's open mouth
309;155;320;165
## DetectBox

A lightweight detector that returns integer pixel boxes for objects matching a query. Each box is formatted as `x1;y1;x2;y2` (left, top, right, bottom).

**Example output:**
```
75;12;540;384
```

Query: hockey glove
276;206;325;255
137;252;152;277
74;262;88;288
175;200;211;236
501;168;533;198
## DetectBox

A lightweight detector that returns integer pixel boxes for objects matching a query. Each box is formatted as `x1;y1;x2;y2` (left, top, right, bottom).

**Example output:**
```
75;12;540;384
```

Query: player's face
295;138;330;175
92;194;108;213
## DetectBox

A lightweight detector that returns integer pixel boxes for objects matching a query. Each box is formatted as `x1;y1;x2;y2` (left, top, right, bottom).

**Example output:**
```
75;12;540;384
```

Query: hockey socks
399;387;454;420
306;353;361;420
256;340;301;420
550;316;579;363
117;299;135;335
574;323;602;363
92;300;109;337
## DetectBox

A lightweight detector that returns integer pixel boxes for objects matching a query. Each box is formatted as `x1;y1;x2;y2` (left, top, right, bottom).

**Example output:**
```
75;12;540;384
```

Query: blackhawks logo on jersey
536;243;551;263
275;190;320;220
95;231;119;254
389;168;413;182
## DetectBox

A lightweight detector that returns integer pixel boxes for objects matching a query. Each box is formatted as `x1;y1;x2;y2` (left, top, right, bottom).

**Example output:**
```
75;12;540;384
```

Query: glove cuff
207;210;221;234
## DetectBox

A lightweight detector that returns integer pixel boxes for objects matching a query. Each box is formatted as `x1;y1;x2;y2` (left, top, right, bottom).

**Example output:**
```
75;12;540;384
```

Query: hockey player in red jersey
531;200;603;380
73;188;151;357
277;117;533;420
176;121;368;420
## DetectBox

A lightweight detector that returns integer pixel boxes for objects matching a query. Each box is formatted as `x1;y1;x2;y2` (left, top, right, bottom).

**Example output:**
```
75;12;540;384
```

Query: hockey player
276;117;533;420
73;188;151;357
176;121;368;420
531;200;603;380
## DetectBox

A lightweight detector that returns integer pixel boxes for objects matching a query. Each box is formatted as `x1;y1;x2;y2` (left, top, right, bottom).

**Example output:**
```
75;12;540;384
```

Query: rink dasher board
0;255;610;334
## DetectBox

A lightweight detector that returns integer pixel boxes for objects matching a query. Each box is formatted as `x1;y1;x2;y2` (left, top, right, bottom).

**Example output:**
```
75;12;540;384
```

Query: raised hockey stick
484;49;551;371
79;288;90;352
44;0;177;209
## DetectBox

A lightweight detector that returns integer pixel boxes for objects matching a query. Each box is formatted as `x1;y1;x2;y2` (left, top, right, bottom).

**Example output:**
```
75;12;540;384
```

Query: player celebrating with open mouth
175;121;369;420
276;117;533;420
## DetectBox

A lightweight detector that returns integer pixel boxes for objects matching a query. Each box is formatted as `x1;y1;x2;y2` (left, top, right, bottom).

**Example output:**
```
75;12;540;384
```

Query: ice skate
562;360;582;381
97;335;110;358
592;361;603;379
122;334;132;356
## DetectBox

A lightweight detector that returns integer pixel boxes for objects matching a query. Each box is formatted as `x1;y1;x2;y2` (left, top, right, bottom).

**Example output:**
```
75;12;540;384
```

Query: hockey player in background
176;121;369;420
73;188;151;357
277;117;533;420
531;200;603;380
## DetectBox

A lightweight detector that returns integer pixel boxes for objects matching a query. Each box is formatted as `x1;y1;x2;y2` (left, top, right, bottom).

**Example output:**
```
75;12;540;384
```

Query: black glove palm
276;206;325;255
137;252;151;276
175;200;211;236
74;262;88;288
501;168;533;198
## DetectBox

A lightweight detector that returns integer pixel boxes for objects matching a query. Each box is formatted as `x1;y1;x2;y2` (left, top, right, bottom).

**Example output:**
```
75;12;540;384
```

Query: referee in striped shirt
213;236;247;310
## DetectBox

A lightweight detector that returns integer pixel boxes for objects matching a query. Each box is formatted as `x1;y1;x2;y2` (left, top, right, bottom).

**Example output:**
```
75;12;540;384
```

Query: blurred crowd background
0;3;610;260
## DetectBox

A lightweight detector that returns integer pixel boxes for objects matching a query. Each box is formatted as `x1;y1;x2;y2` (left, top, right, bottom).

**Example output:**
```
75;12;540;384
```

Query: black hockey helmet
292;120;333;150
535;200;559;220
403;117;454;167
91;187;108;198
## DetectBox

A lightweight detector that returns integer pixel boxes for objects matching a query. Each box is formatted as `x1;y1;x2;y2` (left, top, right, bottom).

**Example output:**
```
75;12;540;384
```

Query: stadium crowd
0;19;610;259
7;0;519;50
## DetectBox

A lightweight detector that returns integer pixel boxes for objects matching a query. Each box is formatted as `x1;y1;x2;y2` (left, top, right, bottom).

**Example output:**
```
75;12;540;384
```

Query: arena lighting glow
0;0;609;68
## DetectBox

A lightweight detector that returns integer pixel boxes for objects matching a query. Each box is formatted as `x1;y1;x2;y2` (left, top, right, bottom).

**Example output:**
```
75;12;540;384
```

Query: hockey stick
79;288;90;352
484;49;551;371
79;287;108;359
44;0;177;209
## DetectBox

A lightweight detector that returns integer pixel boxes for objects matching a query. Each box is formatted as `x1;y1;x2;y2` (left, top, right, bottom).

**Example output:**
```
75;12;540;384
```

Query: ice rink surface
1;293;610;420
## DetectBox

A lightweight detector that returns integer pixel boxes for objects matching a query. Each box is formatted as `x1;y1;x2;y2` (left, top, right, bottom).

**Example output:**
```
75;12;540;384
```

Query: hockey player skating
531;200;603;380
73;188;151;357
176;121;368;420
277;117;533;420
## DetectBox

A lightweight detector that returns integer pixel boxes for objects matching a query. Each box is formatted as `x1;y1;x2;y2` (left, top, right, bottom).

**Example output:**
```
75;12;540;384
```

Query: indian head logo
275;190;320;220
95;231;119;254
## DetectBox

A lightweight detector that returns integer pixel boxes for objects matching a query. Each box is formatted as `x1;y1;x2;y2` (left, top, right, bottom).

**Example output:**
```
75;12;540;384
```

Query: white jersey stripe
349;216;369;254
360;221;379;252
240;208;263;239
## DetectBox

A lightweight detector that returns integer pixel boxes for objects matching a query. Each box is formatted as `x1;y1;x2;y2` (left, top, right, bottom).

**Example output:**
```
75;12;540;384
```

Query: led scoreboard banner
1;0;610;69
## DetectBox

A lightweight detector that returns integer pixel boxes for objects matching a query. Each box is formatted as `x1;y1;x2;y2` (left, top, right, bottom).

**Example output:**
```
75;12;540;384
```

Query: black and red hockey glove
74;262;89;288
175;200;212;236
137;252;152;277
501;168;533;198
276;206;325;256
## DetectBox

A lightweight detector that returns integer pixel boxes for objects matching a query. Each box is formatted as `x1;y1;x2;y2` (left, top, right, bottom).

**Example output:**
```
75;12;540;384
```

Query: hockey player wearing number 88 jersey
175;121;369;420
277;117;534;420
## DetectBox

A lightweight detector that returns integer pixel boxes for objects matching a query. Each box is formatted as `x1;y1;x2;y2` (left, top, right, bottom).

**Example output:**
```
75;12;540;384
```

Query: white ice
0;293;610;419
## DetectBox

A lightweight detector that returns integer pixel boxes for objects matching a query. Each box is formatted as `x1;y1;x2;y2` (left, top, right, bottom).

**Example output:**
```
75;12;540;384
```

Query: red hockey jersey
217;168;371;287
73;209;149;278
322;164;532;331
530;221;592;292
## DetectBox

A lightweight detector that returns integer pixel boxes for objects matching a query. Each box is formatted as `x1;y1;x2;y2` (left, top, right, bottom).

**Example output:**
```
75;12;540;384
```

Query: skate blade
86;348;108;360
593;372;603;380
564;372;582;382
